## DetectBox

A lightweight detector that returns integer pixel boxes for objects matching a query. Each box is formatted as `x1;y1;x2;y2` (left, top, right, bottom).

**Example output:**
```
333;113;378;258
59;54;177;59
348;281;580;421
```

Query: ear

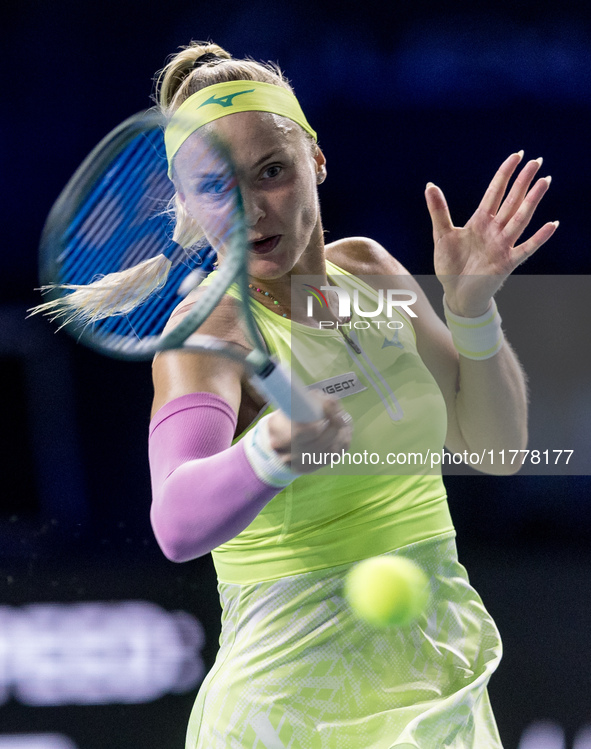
313;146;327;184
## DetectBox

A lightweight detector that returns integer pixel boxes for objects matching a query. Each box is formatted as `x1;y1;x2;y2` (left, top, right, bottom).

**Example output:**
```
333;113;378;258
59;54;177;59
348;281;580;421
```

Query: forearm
444;297;528;474
454;338;528;457
149;393;284;563
150;440;280;562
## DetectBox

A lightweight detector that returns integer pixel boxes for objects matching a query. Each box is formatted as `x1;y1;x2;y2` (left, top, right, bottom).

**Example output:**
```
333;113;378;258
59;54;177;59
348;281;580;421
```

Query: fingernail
552;220;560;228
426;182;435;189
516;150;524;159
545;175;552;184
535;157;544;167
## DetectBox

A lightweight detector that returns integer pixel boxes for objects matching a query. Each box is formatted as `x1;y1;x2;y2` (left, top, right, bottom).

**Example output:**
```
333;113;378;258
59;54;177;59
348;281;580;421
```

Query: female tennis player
147;43;557;748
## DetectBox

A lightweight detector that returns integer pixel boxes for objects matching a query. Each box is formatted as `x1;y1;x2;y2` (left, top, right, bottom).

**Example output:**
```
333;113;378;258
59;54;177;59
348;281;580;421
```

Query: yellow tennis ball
344;556;430;627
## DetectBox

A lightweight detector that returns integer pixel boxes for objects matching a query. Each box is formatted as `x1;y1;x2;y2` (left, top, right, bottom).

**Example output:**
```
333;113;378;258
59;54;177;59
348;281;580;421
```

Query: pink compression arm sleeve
149;392;281;562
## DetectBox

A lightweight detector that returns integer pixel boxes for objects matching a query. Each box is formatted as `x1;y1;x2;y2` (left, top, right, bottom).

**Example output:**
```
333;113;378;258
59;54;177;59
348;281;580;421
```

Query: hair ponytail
156;42;233;112
30;254;173;327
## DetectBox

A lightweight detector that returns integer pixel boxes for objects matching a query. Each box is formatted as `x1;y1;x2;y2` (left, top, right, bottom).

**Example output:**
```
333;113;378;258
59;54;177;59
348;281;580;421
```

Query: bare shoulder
325;236;409;278
162;288;250;346
326;236;433;309
326;235;444;334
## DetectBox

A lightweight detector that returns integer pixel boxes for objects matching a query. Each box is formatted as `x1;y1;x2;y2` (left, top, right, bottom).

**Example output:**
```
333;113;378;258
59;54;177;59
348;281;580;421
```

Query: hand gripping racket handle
252;360;322;423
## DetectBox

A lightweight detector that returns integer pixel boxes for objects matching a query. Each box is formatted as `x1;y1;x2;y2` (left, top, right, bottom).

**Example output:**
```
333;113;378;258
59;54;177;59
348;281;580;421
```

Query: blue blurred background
1;0;590;747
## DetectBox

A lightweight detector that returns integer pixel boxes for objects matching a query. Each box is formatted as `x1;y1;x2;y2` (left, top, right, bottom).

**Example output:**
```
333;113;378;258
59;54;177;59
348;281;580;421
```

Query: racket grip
252;361;322;423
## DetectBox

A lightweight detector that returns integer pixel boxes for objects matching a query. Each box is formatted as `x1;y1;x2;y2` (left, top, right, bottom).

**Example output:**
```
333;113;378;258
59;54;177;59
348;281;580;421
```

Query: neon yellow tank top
206;260;454;583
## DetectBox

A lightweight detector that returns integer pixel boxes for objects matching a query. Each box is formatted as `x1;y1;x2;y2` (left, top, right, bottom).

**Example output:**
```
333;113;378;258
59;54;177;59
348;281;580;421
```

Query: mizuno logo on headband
198;89;255;109
164;80;317;177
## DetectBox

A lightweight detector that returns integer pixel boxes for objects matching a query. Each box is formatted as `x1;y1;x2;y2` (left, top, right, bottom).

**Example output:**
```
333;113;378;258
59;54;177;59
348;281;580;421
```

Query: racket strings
32;123;237;349
32;130;182;328
61;131;168;276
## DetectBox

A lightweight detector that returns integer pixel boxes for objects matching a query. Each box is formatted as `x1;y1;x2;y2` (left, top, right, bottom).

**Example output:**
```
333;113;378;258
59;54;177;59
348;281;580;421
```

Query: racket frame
38;109;320;421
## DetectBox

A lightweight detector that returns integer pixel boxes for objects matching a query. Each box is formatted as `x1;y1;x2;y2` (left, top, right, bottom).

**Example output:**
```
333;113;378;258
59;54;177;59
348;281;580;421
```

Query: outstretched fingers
478;151;524;217
495;157;543;226
425;182;454;240
503;175;552;246
511;220;559;266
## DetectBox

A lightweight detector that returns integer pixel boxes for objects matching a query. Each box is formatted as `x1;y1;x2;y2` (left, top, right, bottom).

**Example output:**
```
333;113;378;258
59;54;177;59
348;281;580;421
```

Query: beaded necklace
248;283;288;318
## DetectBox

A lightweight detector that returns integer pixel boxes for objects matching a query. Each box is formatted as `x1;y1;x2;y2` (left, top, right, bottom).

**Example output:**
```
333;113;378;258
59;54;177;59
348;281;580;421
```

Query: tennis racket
31;109;321;422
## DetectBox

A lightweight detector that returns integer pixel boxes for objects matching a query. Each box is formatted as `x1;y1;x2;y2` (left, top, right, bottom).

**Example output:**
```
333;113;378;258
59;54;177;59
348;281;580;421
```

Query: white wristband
443;296;504;360
242;415;301;488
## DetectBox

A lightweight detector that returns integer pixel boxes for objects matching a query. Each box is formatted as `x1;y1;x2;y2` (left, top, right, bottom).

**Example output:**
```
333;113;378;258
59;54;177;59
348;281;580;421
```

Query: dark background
1;0;590;747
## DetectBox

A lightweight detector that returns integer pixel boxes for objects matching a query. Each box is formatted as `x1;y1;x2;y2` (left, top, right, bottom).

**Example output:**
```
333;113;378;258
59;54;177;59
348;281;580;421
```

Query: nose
241;186;265;228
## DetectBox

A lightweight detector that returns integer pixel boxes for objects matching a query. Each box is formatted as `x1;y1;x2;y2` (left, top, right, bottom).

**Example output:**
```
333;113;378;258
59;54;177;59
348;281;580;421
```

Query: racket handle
252;360;322;423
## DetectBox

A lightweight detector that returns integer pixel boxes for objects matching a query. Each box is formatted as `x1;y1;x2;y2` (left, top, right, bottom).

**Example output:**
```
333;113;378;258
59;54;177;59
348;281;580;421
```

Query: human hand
425;151;558;317
267;391;353;474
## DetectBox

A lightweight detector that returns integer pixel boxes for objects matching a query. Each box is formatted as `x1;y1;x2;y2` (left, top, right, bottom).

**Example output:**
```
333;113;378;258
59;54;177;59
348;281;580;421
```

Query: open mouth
250;235;281;255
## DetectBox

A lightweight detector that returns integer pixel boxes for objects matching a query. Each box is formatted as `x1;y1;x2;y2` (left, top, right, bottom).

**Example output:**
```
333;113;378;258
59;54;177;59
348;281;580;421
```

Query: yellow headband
164;79;317;176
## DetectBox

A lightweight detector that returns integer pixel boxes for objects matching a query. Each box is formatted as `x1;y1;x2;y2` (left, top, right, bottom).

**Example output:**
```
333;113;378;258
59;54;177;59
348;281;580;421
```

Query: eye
198;177;231;197
262;164;282;179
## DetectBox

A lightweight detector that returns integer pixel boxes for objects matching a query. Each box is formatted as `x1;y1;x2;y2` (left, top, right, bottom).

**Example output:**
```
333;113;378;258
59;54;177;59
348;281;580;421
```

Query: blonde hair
31;42;300;326
156;42;297;259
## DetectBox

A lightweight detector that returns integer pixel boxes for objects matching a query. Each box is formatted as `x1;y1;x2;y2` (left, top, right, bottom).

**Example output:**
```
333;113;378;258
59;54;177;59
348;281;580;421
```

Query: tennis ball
344;556;430;627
